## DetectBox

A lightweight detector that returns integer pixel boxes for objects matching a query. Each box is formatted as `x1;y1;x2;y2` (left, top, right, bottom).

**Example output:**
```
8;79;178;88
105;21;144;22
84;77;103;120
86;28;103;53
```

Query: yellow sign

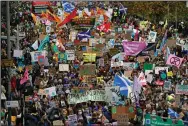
97;77;104;84
1;59;14;67
139;21;148;29
167;71;173;77
83;53;96;62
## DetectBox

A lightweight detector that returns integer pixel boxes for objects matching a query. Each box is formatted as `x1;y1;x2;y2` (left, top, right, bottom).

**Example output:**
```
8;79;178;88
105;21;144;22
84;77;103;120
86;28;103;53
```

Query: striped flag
113;75;132;97
168;108;179;119
77;30;91;41
119;3;127;14
62;1;75;13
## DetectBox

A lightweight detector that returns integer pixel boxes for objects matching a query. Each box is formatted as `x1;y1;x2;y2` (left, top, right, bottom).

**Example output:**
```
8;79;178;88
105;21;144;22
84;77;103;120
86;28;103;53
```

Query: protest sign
144;63;155;71
38;55;45;65
144;114;184;126
66;50;75;60
155;67;168;74
112;106;135;120
116;113;129;125
123;62;136;70
53;120;63;126
147;31;157;43
89;90;106;101
59;64;69;71
164;81;171;90
138;72;147;86
97;77;104;85
79;65;96;75
1;59;14;67
175;95;181;106
68;114;78;126
167;71;173;77
68;91;89;104
98;58;104;66
139;21;148;29
30;51;46;62
122;41;147;56
44;87;57;97
159;70;167;80
166;54;184;68
105;86;122;104
109;48;119;56
13;50;23;58
137;56;145;63
176;85;188;95
83;53;96;62
6;101;19;108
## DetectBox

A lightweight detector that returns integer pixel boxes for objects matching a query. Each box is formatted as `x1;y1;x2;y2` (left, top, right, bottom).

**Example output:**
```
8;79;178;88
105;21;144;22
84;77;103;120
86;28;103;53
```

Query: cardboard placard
25;65;33;71
112;106;135;120
109;48;119;56
59;64;69;71
79;64;96;75
137;56;145;63
83;53;96;62
13;50;23;58
53;120;63;126
1;59;14;67
116;113;129;125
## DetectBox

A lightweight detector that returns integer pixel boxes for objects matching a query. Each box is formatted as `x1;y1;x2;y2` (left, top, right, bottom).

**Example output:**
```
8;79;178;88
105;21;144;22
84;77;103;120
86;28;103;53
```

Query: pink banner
20;69;29;85
122;41;147;56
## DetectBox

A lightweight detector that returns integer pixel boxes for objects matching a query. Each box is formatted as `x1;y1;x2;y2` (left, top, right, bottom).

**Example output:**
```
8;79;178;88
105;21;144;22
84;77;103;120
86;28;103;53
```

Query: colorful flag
97;22;111;33
122;41;147;56
77;30;91;41
38;35;50;51
62;2;75;13
168;108;179;119
38;55;45;66
166;54;183;68
57;8;77;27
138;72;147;86
20;69;29;85
46;10;56;22
113;75;132;97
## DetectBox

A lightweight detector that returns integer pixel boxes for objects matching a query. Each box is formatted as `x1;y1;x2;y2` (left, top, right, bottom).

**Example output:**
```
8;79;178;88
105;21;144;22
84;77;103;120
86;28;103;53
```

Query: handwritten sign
59;64;69;71
71;18;95;26
83;53;96;62
79;65;96;75
155;67;168;74
176;85;188;95
116;114;129;125
164;81;171;90
68;92;89;104
53;120;63;126
105;86;122;105
66;50;75;60
89;90;106;101
6;101;19;108
68;114;78;126
98;58;104;66
1;59;14;67
44;86;57;97
112;106;135;120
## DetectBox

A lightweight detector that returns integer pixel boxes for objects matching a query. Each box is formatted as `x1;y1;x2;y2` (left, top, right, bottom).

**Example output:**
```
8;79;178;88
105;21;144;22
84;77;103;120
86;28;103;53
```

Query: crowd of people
1;1;188;126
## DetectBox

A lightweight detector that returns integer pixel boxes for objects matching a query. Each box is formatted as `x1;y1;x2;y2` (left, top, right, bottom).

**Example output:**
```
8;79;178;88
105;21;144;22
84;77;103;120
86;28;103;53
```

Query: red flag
57;9;77;27
97;22;111;33
46;10;56;22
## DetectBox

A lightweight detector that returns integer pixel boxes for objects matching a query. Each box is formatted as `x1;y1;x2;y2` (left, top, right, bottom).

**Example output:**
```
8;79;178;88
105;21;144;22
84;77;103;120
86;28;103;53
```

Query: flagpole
6;1;12;126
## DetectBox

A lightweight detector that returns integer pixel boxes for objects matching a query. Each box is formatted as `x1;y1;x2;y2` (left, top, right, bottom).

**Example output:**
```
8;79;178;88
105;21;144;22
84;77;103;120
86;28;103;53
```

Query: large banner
122;41;147;56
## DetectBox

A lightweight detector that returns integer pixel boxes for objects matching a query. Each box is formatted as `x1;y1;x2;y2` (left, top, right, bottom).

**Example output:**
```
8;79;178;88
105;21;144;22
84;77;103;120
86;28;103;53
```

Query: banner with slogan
166;54;184;68
83;53;96;62
89;90;106;101
79;64;96;75
67;90;106;104
144;114;184;126
122;41;147;56
176;85;188;95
